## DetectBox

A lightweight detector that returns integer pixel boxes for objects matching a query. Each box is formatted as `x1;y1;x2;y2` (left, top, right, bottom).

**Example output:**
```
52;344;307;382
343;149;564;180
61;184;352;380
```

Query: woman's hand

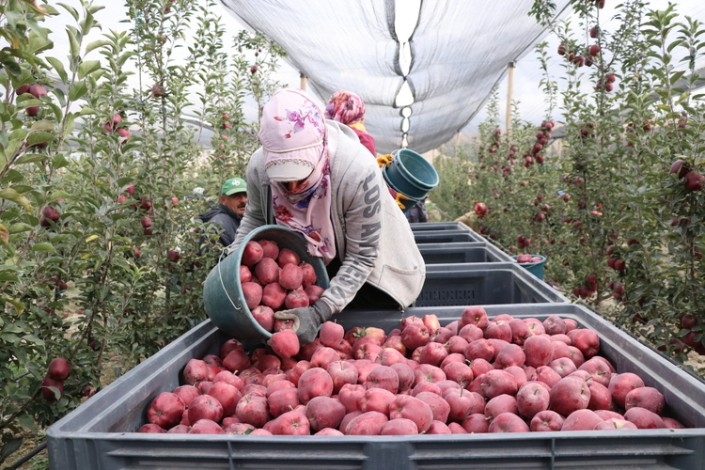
273;302;333;344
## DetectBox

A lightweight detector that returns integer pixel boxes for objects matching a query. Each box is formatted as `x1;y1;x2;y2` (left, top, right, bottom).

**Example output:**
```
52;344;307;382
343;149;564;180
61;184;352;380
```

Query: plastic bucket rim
394;148;439;189
384;162;432;200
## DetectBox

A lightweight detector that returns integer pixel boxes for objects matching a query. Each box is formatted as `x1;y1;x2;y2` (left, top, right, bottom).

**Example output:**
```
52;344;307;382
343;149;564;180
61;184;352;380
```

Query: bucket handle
216;250;242;312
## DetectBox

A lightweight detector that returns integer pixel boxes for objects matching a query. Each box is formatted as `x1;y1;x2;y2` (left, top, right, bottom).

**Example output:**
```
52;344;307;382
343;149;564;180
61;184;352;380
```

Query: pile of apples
514;254;543;264
139;306;685;435
237;239;325;332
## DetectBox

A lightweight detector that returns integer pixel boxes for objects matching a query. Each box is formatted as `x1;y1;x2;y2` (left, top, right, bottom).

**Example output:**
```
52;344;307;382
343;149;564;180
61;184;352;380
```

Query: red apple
388;395;434;433
530;410;564;431
365;365;400;393
549;376;591;416
516;381;550;419
188;419;224;434
207;382;241;416
187;394;223;424
624;406;665;429
474;202;488;218
488;412;530;433
319;321;344;348
561;409;603;431
267;387;300;417
338;383;366;413
47;357;71;381
343;410;388;435
567;328;600;358
297;367;334;404
270;329;300;359
147;392;186;428
624;386;664;414
235;394;270;427
41;376;64;402
138;423;166;433
459;306;489;330
380;418;419;435
305;396;346;432
608;372;644;408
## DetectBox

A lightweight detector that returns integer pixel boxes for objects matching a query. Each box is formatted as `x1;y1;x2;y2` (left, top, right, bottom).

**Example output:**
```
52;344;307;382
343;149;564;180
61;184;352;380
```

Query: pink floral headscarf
325;90;366;126
259;89;336;263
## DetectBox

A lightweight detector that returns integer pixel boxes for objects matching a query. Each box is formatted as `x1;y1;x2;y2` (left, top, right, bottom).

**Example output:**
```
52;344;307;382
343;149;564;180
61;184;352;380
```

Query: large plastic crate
409;221;472;232
47;304;705;469
417;262;568;306
413;229;485;244
419;242;513;264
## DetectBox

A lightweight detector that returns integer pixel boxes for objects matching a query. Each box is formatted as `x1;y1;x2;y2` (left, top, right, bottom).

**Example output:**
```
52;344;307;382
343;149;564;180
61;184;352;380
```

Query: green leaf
15;153;47;164
31;242;55;252
46;57;68;82
26;132;53;147
1;169;25;184
0;271;19;282
78;60;101;79
63;114;76;137
58;2;80;21
0;188;32;210
29;120;55;133
23;334;45;345
7;224;31;235
85;39;110;54
1;295;25;313
52;154;70;169
68;80;88;101
0;437;23;463
28;30;53;55
66;27;80;59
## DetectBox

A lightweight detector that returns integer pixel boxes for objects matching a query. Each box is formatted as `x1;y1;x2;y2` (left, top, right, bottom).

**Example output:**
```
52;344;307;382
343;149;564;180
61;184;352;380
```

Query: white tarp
220;0;570;154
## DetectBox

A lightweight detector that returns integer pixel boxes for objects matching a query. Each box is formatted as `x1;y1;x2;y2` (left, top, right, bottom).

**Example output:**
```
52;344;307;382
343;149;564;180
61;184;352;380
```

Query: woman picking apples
228;88;425;344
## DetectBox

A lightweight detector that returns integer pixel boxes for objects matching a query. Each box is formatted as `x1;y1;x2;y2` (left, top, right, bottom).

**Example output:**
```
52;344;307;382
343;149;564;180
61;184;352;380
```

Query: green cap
221;177;247;196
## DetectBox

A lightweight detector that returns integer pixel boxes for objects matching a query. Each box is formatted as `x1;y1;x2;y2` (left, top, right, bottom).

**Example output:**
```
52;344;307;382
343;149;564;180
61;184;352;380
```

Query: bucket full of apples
203;225;330;347
512;253;546;280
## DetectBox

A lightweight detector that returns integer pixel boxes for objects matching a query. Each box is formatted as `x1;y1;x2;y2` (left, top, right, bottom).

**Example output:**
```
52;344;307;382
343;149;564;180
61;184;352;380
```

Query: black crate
417;263;568;306
419;242;513;264
409;221;472;232
414;229;485;244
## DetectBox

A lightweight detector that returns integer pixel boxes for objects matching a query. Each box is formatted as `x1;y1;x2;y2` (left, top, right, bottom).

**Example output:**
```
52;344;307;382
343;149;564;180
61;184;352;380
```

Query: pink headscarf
259;89;336;263
325;90;366;125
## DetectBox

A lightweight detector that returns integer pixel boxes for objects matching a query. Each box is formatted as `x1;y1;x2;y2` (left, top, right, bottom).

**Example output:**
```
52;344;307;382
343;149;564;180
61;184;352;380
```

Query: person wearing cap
198;177;248;248
229;88;425;344
324;89;377;156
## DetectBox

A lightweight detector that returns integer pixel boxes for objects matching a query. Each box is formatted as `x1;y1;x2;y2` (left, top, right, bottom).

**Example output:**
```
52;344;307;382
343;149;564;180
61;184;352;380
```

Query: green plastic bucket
512;254;546;280
384;148;439;202
203;225;329;346
382;169;421;211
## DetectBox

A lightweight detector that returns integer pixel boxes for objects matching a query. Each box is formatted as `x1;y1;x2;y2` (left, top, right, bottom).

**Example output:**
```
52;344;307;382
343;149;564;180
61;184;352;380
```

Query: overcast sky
43;1;705;138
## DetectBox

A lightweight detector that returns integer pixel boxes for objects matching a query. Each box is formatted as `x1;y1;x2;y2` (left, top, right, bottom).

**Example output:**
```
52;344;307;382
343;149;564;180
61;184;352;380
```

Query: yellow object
377;153;393;168
394;192;409;210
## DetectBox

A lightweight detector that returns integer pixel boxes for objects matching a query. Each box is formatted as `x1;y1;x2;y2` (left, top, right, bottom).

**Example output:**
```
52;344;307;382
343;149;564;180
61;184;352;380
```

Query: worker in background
198;177;248;248
325;89;377;156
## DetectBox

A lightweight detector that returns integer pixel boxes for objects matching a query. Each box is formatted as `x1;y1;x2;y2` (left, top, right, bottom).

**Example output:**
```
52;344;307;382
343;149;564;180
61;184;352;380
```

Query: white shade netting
220;0;571;154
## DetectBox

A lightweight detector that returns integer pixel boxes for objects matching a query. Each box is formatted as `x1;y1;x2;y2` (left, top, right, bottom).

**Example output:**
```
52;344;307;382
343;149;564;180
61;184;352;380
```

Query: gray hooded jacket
231;120;425;315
